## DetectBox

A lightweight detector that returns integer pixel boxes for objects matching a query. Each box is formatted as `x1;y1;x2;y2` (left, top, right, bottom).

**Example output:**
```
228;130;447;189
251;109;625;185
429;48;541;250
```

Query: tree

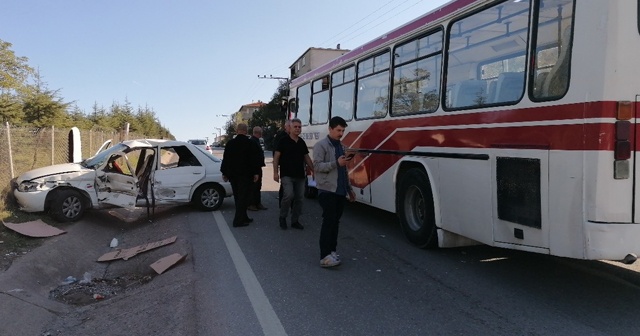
0;39;34;93
248;80;290;150
21;71;71;127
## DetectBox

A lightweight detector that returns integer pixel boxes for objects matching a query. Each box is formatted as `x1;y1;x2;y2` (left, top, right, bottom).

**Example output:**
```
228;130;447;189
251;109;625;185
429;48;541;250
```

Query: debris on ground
150;253;187;274
97;236;177;262
2;220;66;238
49;273;153;306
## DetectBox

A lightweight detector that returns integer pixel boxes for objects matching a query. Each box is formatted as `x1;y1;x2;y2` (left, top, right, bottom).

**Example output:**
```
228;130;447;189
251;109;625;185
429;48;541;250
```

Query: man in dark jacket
221;123;261;227
248;126;267;211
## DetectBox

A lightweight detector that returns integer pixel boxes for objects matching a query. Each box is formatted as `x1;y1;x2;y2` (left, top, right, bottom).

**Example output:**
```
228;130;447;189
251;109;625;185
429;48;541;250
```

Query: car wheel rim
201;188;220;207
405;185;424;231
62;196;82;218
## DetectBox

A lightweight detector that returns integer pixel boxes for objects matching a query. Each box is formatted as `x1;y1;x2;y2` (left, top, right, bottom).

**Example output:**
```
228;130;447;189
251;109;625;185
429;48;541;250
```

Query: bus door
492;149;550;251
633;98;640;223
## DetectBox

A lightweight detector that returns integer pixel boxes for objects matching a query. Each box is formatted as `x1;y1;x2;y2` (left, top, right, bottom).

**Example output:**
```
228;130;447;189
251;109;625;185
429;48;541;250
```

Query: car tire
50;189;86;222
397;168;438;249
193;183;224;211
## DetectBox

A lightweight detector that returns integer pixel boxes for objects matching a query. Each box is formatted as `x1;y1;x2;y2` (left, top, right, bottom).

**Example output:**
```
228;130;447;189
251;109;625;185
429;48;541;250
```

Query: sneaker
320;254;341;268
247;205;259;211
331;251;341;263
291;221;304;230
279;217;287;230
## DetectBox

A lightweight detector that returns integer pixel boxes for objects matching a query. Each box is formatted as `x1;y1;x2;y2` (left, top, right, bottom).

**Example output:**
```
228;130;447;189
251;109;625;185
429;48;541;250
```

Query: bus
287;0;640;263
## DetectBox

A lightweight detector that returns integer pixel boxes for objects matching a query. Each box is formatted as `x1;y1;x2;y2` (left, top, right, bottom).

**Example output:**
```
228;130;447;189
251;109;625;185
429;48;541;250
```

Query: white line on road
213;211;288;336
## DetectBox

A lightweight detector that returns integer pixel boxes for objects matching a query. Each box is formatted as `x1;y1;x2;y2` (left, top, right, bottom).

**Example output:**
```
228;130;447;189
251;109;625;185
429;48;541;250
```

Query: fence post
6;122;14;178
51;125;55;165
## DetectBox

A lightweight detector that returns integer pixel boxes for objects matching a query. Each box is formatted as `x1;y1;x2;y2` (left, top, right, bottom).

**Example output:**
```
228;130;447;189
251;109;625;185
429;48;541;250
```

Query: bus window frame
390;27;444;117
330;64;356;121
355;49;392;120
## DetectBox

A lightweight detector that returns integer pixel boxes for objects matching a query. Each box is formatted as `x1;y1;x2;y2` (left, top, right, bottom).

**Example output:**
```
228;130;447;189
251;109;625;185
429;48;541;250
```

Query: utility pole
257;75;291;120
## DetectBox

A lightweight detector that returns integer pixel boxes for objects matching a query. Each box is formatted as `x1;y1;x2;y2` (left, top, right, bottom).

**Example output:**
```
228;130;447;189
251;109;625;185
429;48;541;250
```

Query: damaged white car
12;139;233;222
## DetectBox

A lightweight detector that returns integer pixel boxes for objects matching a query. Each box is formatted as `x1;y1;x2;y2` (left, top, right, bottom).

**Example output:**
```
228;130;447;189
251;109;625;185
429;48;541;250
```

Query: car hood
17;163;89;182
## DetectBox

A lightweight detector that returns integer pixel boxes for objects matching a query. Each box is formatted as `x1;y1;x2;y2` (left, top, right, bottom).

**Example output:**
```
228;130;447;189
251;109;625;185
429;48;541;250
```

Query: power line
316;0;407;47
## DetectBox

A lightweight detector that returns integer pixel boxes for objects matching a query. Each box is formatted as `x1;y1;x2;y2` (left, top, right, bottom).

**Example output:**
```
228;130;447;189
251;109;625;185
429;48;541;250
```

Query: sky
1;0;450;142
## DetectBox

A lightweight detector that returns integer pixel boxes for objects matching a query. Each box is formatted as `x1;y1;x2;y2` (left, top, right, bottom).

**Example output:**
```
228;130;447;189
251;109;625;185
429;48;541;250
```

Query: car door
95;150;139;208
153;145;205;202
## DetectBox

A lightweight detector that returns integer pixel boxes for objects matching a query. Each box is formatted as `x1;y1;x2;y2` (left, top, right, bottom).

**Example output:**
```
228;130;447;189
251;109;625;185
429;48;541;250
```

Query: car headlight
17;181;40;192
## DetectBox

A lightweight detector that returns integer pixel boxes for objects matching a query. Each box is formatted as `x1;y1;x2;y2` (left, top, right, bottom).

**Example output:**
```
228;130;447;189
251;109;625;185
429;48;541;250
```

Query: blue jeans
279;176;305;222
318;191;345;259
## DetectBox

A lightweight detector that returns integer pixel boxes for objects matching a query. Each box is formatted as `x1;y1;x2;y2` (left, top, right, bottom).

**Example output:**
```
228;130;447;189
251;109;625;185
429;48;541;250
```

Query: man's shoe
244;217;254;223
291;221;304;230
247;205;259;211
320;254;341;268
279;217;287;230
233;222;249;227
257;204;268;210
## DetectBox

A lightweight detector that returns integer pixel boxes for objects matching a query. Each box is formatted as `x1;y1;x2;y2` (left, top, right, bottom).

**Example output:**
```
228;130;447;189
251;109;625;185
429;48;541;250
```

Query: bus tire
397;168;438;249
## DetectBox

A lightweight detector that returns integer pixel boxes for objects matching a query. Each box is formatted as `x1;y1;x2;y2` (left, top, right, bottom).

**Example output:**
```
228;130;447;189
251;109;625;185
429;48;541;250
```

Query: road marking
213;211;288;336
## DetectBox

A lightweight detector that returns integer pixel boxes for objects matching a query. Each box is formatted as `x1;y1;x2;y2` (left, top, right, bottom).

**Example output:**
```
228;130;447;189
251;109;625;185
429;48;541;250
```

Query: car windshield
189;140;206;145
81;143;130;169
191;145;221;162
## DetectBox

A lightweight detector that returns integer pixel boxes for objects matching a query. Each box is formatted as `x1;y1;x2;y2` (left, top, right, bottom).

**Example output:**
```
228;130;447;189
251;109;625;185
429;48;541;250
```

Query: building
289;47;350;79
234;101;266;125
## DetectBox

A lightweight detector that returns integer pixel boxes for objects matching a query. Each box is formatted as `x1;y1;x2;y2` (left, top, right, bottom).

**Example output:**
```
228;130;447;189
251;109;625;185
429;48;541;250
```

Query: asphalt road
2;149;640;335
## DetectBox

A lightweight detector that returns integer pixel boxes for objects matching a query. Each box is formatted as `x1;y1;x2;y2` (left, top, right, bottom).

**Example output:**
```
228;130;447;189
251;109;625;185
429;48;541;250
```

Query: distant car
187;139;212;153
12;139;233;222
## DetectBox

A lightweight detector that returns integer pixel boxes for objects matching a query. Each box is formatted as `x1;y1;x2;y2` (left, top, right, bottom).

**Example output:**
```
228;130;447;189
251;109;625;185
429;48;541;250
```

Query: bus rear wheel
397;168;438;249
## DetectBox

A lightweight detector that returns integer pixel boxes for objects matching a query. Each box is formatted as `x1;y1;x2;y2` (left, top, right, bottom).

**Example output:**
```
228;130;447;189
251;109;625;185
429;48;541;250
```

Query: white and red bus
288;0;640;262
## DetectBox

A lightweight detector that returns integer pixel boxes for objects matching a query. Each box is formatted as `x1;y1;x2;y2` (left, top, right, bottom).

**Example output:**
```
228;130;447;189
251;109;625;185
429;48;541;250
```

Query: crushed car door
153;145;205;201
95;150;139;208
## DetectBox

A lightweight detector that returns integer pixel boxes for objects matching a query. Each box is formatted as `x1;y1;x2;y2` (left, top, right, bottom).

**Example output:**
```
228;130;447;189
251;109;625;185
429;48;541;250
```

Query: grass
0;185;48;270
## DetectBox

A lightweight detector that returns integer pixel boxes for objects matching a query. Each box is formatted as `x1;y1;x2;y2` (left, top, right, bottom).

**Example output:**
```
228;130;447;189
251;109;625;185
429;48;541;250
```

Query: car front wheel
193;183;224;211
50;189;86;222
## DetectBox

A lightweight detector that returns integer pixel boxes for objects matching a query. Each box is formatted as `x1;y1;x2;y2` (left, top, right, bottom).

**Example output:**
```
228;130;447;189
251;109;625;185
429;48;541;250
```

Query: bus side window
541;28;572;98
450;79;487;108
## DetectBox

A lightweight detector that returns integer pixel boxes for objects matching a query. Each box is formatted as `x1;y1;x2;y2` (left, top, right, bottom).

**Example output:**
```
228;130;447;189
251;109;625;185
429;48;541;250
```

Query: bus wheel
397;168;438;249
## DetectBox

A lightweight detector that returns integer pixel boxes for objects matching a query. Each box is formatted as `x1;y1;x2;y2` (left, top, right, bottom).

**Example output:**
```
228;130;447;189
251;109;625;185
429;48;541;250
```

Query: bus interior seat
487;80;498;103
493;72;524;103
450;79;487;108
542;27;573;97
533;72;549;97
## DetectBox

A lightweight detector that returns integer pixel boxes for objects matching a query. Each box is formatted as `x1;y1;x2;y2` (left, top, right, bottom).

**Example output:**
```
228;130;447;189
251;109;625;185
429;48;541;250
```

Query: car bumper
13;189;48;212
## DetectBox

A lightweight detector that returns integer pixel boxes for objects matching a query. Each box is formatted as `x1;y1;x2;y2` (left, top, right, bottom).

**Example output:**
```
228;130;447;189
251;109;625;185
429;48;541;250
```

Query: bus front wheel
397;168;438;249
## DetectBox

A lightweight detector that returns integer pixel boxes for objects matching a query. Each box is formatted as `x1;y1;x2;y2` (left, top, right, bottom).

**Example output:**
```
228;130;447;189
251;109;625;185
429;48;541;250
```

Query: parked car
187;139;212;153
12;139;233;222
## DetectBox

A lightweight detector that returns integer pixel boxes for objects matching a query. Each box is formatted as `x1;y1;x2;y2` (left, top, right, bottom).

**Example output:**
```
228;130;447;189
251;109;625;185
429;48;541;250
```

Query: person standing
248;126;267;211
273;120;291;208
312;116;356;267
273;118;313;230
221;123;261;227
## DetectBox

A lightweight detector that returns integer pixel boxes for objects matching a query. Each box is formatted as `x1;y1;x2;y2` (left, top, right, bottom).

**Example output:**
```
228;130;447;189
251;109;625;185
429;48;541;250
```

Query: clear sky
1;0;450;142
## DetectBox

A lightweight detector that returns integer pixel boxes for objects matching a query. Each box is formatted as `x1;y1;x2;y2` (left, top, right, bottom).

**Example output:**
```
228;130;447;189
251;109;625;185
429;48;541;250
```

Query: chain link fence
0;124;146;209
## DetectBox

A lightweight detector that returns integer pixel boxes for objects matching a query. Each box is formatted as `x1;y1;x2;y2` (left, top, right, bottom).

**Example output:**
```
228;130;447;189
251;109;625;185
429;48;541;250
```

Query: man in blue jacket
312;116;356;267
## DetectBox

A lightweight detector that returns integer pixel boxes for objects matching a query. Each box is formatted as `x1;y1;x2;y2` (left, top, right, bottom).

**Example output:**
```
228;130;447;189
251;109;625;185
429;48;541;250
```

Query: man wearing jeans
312;116;356;267
273;118;314;230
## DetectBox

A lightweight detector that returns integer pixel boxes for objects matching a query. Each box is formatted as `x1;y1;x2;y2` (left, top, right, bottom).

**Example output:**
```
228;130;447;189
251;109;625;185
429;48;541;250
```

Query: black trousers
249;169;263;206
318;192;346;259
229;175;252;225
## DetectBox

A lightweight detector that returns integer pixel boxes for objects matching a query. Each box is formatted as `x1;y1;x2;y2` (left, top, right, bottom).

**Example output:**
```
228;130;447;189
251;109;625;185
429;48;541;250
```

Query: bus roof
290;0;480;87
